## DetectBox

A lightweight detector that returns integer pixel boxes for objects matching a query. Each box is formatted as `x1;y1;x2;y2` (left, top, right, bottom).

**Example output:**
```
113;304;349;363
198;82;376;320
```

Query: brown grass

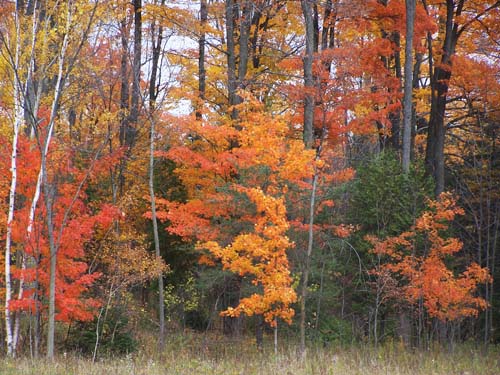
2;332;499;375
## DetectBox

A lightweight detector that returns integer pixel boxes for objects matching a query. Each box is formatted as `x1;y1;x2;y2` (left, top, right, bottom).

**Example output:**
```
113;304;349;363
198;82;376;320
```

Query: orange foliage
152;97;313;325
201;188;296;326
370;193;491;321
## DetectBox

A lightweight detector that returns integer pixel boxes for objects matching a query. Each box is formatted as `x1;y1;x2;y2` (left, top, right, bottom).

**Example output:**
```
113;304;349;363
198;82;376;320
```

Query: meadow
1;333;498;375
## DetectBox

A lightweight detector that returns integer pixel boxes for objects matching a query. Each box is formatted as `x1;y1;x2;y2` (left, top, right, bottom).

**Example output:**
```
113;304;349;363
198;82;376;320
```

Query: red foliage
5;136;120;322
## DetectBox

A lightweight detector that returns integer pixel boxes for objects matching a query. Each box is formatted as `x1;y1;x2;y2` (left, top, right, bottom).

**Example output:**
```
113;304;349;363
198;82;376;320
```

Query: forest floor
1;332;499;375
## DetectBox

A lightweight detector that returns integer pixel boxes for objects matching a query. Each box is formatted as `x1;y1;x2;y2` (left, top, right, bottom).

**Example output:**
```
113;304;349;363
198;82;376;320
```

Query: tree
370;193;491;329
153;96;314;334
424;0;500;196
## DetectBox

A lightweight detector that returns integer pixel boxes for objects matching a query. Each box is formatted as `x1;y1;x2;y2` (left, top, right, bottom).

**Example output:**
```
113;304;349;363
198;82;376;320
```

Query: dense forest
0;0;499;363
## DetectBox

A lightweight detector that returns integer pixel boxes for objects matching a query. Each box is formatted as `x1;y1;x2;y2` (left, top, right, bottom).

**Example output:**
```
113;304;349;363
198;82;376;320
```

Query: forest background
0;0;499;366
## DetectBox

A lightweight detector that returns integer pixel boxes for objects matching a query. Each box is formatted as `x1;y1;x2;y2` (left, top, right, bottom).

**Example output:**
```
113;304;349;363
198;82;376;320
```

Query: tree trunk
149;1;164;110
118;16;130;197
425;0;462;196
402;0;415;172
129;0;142;142
411;52;423;161
226;0;238;118
45;4;73;358
237;1;252;93
45;171;57;360
148;7;165;349
300;172;318;356
255;314;264;350
196;0;207;120
4;3;23;355
301;0;315;149
299;0;321;356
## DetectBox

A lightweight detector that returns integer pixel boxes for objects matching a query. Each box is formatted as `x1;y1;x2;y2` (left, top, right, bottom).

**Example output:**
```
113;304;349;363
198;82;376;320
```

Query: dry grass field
1;333;498;375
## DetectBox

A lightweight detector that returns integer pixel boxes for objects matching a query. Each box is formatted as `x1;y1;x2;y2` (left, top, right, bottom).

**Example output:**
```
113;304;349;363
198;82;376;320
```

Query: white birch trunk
5;0;25;357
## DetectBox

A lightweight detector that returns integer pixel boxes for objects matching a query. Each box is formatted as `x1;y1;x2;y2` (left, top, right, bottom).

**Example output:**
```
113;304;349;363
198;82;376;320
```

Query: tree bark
237;1;252;92
196;0;207;120
148;2;165;349
425;0;462;196
301;0;315;149
402;0;415;173
45;3;74;358
128;0;142;147
4;2;24;356
300;172;318;356
118;16;130;197
299;0;321;356
226;0;238;118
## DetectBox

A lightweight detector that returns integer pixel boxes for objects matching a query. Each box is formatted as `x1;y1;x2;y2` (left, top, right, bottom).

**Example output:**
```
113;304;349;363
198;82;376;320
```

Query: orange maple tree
369;193;491;321
151;96;315;325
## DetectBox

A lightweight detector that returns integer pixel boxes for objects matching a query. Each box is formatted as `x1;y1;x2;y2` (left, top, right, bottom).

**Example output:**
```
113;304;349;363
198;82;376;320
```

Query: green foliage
349;151;433;238
66;307;137;356
327;152;434;342
313;316;354;345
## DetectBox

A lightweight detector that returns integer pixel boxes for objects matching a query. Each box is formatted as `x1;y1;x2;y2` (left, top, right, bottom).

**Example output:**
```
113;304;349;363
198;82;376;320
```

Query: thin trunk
274;319;278;355
389;32;402;150
320;0;333;51
93;282;114;362
314;252;327;333
226;0;238;118
299;1;317;355
8;0;41;355
128;0;141;147
34;265;40;358
255;314;263;350
301;0;315;149
149;1;164;110
44;172;57;359
196;0;207;120
148;0;165;351
402;0;415;172
410;52;422;161
118;17;130;197
300;172;318;356
249;3;262;69
45;3;73;358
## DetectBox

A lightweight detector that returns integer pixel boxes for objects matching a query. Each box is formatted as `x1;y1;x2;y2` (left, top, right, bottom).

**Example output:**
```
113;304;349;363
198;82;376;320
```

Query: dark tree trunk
237;0;252;92
222;276;242;336
128;0;142;147
389;31;402;150
425;0;462;196
118;17;130;197
255;314;264;350
196;0;207;120
301;0;315;149
226;0;238;118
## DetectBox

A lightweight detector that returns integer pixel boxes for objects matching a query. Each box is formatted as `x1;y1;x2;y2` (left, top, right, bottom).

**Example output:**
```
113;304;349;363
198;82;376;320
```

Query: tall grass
2;332;499;375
